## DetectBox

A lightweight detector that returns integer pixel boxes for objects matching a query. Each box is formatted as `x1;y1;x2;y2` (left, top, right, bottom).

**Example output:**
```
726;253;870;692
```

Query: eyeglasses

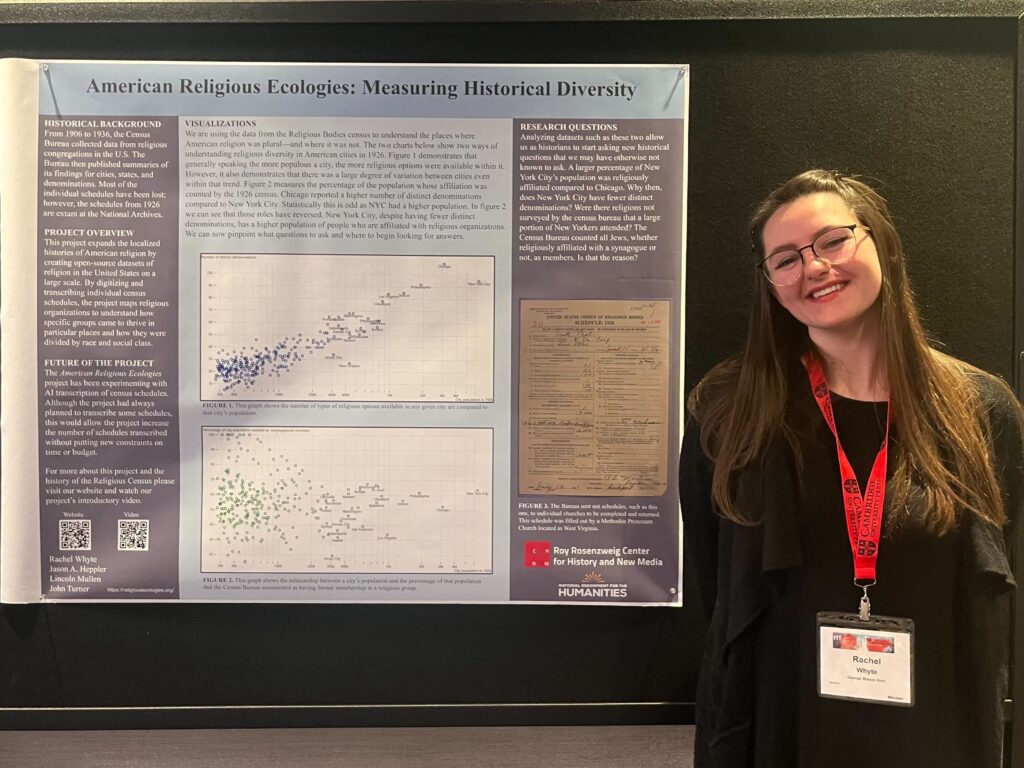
758;224;870;286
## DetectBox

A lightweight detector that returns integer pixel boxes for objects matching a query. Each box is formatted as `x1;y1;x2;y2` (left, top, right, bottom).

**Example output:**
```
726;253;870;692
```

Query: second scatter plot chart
201;253;494;401
201;427;493;573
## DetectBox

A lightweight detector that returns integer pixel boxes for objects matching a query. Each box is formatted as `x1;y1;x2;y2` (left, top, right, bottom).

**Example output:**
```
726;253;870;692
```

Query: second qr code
118;519;150;551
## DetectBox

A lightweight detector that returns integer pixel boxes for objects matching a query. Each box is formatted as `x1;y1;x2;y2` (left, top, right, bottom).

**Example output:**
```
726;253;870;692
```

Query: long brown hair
689;169;1017;533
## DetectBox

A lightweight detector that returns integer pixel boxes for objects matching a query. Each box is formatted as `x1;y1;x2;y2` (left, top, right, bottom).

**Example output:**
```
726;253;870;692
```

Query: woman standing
681;170;1024;767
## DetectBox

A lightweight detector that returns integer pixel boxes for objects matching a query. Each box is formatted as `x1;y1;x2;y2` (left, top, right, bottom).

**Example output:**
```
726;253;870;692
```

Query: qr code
118;519;150;551
59;519;92;550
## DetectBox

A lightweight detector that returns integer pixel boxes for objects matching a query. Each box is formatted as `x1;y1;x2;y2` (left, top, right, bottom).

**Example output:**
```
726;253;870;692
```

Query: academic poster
0;60;688;604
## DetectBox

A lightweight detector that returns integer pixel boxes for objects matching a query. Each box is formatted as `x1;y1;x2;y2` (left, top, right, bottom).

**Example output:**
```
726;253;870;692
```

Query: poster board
0;11;1018;732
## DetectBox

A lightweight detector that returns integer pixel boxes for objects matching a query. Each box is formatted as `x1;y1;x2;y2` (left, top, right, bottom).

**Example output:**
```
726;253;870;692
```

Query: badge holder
816;606;915;707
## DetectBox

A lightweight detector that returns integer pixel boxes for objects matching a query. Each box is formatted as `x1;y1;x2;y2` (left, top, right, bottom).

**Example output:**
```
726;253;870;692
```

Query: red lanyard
802;354;890;590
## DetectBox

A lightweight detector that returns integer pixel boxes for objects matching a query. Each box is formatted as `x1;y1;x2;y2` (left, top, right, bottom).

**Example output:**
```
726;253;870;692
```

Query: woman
681;170;1024;767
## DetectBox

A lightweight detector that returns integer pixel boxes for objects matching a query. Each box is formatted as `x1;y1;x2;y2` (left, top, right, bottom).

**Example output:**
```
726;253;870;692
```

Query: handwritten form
518;299;670;496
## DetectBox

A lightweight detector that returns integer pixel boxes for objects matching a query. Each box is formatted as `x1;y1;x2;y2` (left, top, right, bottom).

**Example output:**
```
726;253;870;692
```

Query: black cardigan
680;370;1022;768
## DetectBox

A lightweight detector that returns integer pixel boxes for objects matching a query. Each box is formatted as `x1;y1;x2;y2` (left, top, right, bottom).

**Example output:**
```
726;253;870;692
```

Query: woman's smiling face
761;192;883;336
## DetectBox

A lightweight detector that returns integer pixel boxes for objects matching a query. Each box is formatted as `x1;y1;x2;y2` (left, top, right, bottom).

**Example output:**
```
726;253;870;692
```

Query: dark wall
0;16;1017;725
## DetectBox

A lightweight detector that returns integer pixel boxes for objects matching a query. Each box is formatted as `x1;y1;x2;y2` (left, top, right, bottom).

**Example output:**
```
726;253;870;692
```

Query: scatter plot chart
201;426;493;573
201;253;494;401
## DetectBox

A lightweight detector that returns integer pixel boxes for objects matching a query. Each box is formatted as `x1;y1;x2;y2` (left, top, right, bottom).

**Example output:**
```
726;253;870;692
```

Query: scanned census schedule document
518;299;670;497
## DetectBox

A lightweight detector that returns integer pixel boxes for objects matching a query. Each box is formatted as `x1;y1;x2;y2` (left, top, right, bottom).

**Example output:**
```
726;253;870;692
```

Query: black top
797;393;962;767
681;368;1020;768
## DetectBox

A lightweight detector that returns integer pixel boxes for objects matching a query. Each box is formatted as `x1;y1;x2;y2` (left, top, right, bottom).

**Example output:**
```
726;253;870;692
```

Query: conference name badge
816;612;914;706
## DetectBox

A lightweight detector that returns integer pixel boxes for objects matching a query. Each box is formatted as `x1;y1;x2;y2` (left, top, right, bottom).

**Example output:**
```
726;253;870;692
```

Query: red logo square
524;541;551;568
